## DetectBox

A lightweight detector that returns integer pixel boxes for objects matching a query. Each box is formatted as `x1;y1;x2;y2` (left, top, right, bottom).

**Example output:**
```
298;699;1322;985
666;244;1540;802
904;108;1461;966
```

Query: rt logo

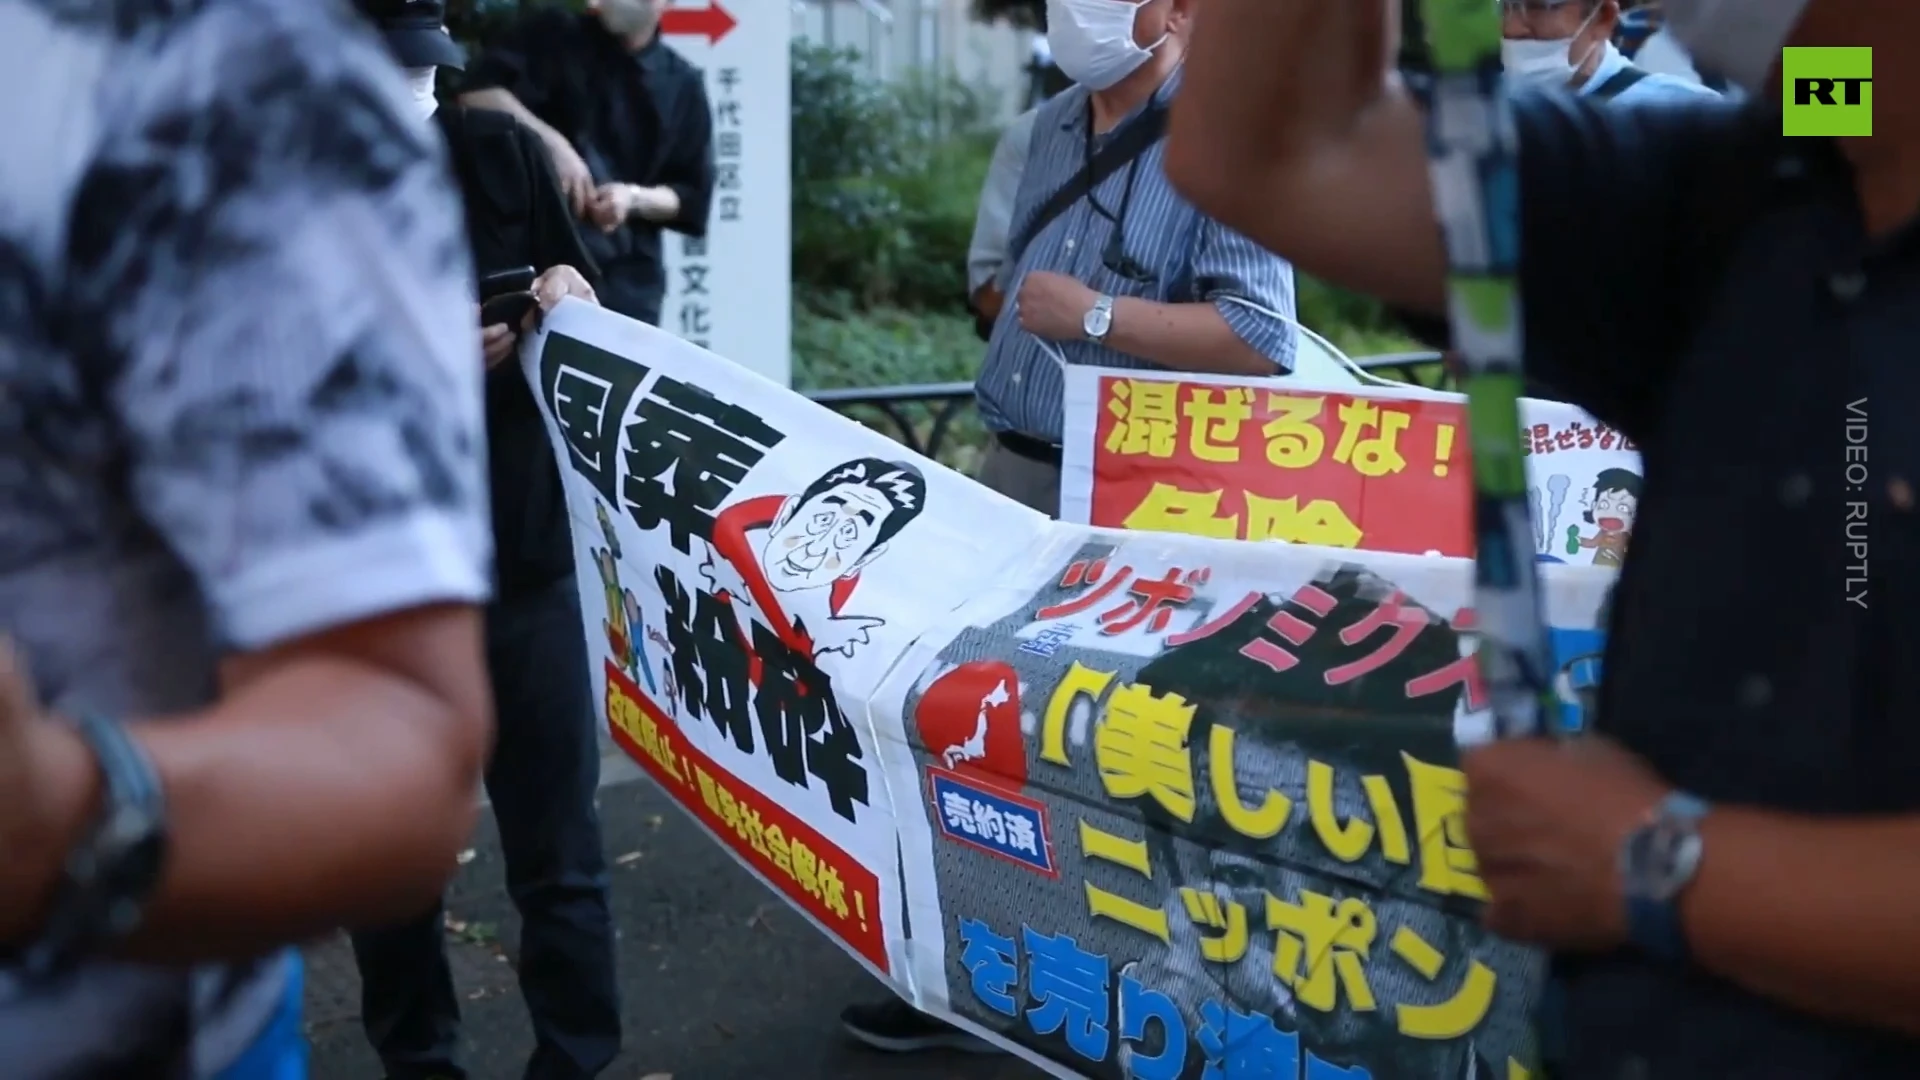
1783;47;1872;137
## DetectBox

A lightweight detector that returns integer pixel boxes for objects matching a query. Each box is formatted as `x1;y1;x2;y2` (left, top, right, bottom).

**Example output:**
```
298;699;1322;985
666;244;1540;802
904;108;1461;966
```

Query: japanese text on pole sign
675;63;747;348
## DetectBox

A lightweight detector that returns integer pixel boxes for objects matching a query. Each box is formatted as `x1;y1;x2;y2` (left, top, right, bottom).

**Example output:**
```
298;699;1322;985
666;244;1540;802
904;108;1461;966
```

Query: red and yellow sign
604;662;889;971
1087;377;1473;557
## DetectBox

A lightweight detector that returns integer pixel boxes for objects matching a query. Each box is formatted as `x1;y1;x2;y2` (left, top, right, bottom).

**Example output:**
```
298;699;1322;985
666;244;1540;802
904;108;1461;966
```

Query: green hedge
788;43;1418;391
791;44;1002;312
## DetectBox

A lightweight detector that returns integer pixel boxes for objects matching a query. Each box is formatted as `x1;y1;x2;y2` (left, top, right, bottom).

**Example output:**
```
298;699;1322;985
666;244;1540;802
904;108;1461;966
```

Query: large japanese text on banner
1061;368;1642;565
521;303;1620;1078
524;302;1048;975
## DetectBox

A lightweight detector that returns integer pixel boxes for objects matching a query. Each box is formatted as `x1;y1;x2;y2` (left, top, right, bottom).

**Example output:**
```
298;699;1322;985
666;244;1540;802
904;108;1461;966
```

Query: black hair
794;458;928;546
1583;467;1641;524
1593;466;1641;497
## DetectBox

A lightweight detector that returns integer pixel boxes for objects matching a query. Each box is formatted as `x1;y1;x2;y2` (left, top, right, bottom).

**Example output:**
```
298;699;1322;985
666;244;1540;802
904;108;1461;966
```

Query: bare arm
972;282;1006;323
27;605;489;961
1164;0;1446;313
1107;299;1275;375
2;12;501;962
1683;810;1920;1035
461;86;565;148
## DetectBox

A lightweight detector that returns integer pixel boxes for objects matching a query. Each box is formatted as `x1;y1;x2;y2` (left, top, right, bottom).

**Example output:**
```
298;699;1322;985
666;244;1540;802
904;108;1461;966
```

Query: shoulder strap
1592;65;1651;100
1006;101;1168;269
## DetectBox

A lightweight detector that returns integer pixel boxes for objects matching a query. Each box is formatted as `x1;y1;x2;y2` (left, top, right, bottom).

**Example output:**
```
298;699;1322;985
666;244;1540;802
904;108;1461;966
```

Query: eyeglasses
1499;0;1595;35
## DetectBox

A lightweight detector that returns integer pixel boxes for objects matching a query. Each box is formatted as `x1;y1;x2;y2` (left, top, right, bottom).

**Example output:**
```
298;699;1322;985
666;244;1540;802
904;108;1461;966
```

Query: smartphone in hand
479;265;536;300
478;265;539;330
480;291;539;329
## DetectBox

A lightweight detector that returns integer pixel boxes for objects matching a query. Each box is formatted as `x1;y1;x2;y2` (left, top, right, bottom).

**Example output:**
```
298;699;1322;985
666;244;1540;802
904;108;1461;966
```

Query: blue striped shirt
975;65;1298;443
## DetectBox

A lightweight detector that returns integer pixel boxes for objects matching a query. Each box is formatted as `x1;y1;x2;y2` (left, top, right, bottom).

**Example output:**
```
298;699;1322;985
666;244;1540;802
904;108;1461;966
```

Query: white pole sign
657;0;793;387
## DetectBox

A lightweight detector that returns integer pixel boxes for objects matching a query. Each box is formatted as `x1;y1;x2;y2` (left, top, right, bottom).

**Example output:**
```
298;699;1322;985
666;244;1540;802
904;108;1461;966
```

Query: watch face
1625;816;1701;901
1084;304;1111;338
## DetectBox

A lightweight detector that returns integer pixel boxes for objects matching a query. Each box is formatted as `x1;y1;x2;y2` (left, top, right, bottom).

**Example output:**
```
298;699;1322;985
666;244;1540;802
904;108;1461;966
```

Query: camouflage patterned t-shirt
0;0;491;1074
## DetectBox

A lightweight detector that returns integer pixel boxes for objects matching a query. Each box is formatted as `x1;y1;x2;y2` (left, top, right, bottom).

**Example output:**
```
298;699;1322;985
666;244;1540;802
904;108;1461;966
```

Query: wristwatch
1619;790;1709;963
1083;294;1115;343
17;713;169;983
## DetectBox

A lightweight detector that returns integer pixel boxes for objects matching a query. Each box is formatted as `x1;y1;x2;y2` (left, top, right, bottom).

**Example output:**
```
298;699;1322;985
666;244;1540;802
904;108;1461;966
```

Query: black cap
355;0;467;70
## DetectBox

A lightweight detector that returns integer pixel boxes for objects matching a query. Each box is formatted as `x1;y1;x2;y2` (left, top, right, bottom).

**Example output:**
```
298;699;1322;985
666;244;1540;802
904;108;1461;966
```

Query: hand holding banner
520;302;1622;1078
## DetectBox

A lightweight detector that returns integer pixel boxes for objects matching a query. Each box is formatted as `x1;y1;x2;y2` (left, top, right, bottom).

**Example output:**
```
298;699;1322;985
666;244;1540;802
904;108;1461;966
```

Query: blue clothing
976;65;1297;442
968;108;1041;294
1582;42;1719;105
1513;90;1920;1078
212;953;305;1080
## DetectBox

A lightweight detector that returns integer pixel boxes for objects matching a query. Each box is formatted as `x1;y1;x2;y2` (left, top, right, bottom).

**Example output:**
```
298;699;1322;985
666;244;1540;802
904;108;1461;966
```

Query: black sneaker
839;998;1001;1054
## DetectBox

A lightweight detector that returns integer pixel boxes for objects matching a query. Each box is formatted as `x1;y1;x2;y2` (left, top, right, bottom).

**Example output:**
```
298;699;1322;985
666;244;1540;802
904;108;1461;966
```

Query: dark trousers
351;577;621;1080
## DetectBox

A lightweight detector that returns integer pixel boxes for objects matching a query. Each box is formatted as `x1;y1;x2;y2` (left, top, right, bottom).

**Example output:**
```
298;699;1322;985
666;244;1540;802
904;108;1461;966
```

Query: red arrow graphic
660;2;737;45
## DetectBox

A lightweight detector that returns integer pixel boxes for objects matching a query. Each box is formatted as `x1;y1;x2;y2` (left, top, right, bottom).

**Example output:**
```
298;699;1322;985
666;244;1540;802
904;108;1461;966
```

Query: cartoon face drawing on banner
593;500;654;693
700;457;929;659
915;661;1028;789
1568;468;1641;568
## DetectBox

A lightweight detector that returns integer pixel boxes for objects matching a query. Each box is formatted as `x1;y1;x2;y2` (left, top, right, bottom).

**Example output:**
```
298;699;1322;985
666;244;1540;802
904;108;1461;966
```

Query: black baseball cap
354;0;467;70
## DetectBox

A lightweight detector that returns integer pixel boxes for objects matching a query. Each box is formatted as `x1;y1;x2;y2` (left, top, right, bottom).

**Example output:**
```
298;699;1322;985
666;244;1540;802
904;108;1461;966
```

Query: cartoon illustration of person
1569;467;1641;568
698;457;928;660
592;501;654;692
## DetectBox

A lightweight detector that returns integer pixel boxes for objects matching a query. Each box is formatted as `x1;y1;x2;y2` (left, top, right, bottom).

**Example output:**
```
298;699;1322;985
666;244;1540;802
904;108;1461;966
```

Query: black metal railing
804;382;978;462
804;351;1452;466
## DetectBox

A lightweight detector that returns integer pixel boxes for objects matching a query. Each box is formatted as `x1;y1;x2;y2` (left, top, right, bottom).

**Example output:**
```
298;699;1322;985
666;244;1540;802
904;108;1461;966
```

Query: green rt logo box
1784;47;1872;137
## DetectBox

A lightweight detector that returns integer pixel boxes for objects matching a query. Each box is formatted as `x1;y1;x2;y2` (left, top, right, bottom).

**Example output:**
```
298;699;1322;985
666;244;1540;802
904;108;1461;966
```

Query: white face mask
1662;0;1810;92
1045;0;1167;92
597;0;656;38
1501;3;1603;89
405;67;438;121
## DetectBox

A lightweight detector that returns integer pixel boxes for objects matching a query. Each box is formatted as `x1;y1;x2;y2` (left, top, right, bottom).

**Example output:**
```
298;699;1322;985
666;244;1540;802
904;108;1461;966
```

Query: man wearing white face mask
1501;0;1717;103
1172;0;1920;1077
351;3;622;1079
961;0;1297;519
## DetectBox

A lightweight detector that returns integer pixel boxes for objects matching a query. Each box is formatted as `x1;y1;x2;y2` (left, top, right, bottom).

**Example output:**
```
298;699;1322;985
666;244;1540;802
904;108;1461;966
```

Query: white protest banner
522;300;1047;977
520;302;1622;1077
657;0;791;385
1061;367;1643;568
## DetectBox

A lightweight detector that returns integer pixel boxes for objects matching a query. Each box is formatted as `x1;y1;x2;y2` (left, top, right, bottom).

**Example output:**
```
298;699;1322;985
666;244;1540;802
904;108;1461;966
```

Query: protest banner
522;300;1051;975
521;302;1618;1078
876;539;1618;1079
1061;368;1642;566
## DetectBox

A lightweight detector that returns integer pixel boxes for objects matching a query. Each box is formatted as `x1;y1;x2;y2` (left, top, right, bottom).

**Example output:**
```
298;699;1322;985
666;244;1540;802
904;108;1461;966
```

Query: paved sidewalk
304;762;1047;1080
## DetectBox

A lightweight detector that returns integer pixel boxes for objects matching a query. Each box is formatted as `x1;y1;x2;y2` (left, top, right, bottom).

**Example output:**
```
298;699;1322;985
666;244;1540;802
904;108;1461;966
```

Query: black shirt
464;10;714;322
437;105;599;594
1512;92;1920;1078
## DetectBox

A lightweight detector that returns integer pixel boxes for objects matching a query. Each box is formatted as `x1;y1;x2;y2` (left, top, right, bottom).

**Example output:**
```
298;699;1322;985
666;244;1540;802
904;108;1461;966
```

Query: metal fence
803;352;1452;466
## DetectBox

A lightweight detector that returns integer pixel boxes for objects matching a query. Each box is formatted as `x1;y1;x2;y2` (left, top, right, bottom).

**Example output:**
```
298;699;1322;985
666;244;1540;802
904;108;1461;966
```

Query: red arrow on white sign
661;2;738;45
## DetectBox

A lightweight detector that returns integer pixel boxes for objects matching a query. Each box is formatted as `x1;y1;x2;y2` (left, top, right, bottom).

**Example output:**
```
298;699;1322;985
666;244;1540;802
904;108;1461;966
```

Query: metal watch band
1086;294;1114;342
19;712;168;982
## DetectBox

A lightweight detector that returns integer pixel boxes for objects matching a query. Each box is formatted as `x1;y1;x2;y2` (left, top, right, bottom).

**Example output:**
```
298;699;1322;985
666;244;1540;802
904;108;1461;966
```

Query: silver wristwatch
1620;790;1709;962
1082;294;1115;343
